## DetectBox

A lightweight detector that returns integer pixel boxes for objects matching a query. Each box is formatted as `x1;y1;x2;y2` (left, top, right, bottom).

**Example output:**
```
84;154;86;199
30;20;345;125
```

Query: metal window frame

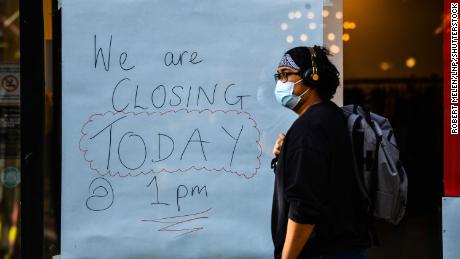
20;0;45;258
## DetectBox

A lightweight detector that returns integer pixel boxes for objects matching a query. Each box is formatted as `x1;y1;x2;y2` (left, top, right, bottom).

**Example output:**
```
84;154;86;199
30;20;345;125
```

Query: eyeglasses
274;72;300;83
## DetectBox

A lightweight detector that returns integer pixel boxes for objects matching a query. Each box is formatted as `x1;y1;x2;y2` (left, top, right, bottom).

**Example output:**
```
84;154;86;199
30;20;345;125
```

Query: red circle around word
1;75;19;92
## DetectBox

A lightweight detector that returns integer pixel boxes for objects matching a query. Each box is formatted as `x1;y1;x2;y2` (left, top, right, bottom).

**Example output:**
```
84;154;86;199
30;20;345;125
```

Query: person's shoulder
286;101;328;137
307;99;341;116
290;100;345;136
297;100;342;125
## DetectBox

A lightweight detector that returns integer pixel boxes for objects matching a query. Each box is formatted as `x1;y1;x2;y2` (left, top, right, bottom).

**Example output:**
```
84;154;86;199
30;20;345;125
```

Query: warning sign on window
0;64;20;105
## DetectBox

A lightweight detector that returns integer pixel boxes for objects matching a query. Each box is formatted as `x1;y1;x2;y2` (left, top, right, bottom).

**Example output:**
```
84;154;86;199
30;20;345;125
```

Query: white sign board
62;1;331;258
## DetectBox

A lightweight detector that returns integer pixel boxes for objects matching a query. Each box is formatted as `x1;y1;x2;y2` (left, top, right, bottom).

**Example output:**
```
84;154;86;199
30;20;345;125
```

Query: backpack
341;104;408;225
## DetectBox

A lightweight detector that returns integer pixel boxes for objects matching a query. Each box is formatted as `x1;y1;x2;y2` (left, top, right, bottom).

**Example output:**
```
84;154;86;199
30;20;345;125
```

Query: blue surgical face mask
274;79;311;110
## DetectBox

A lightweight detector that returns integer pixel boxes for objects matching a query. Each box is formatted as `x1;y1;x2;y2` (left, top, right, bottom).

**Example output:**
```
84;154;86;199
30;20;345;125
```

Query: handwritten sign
80;110;261;178
62;1;326;258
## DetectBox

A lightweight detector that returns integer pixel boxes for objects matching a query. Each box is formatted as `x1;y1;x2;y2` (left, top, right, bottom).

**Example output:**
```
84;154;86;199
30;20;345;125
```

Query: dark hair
285;45;340;100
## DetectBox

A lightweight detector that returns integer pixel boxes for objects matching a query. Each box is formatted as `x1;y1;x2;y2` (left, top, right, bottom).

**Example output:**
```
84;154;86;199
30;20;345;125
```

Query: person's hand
272;133;285;157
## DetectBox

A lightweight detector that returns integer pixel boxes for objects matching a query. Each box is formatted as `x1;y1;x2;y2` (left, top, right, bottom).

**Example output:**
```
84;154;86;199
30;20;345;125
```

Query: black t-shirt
271;100;371;258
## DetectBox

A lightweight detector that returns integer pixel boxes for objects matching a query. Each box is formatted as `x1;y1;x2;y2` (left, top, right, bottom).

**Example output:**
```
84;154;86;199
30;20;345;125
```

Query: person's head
274;45;340;113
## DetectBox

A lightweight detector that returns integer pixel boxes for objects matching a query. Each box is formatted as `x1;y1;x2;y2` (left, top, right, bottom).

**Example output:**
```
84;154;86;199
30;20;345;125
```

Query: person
271;46;371;259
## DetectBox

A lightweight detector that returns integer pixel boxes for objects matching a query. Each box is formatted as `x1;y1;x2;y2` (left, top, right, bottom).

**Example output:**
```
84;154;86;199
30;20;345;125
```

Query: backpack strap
271;156;278;174
347;108;380;246
344;106;371;203
346;112;371;206
362;105;373;125
353;104;359;114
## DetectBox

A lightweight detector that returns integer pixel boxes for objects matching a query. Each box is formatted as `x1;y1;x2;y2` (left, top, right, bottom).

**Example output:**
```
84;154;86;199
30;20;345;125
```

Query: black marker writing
152;133;175;163
119;52;135;71
197;84;217;106
111;82;250;111
134;85;148;110
169;86;183;106
112;78;130;112
176;184;208;212
221;125;243;167
94;34;112;71
147;176;170;206
89;116;126;170
118;131;147;170
94;34;136;72
163;50;203;66
86;177;114;211
186;86;192;107
180;128;210;161
151;85;167;109
224;83;251;110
